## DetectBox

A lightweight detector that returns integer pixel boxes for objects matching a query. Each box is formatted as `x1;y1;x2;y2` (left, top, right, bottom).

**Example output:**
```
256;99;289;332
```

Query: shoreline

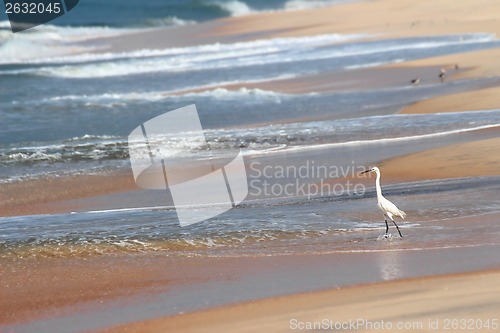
377;137;500;182
399;86;500;114
3;239;500;329
95;0;500;53
3;126;498;217
213;0;500;40
0;172;137;217
102;268;500;333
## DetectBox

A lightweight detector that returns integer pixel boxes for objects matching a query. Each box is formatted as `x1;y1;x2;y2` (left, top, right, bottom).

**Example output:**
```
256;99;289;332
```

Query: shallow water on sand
2;175;499;259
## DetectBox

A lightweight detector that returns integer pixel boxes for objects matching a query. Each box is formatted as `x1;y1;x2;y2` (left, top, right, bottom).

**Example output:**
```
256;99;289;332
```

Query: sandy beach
4;239;500;329
400;85;500;114
2;0;500;332
212;0;500;39
99;0;500;51
378;137;500;182
0;173;137;217
104;269;500;333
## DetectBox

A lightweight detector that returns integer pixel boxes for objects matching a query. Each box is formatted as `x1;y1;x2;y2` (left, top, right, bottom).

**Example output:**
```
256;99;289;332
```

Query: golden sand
212;0;500;39
400;86;500;114
388;48;500;82
103;269;500;333
378;137;500;181
0;173;136;217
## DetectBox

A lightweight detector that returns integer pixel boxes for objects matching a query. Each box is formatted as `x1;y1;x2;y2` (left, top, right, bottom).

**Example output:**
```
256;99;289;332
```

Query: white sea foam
2;109;499;183
0;32;366;73
215;0;254;16
43;86;289;104
284;0;354;10
139;16;197;27
281;124;500;154
183;87;286;100
2;31;364;66
0;0;343;65
6;151;62;162
2;33;494;78
39;74;298;103
0;38;91;64
344;58;406;70
213;0;355;15
0;21;136;64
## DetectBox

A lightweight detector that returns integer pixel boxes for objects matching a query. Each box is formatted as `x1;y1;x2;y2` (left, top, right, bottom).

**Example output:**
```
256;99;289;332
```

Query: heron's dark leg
392;219;403;237
384;218;389;234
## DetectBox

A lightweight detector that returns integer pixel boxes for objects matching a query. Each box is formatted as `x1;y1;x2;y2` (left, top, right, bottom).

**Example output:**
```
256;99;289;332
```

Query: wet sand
378;137;500;182
388;48;500;82
103;269;500;333
400;86;500;114
4;237;500;329
0;172;137;217
212;0;500;40
97;0;500;52
163;65;448;95
1;256;172;325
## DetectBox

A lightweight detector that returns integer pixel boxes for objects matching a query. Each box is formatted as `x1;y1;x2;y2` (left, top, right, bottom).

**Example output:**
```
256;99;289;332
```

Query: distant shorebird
455;64;460;70
411;77;420;85
360;167;406;237
439;67;446;80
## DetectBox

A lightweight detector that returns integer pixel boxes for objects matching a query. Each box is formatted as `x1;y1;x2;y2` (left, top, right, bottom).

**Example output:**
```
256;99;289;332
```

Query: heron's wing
379;197;406;219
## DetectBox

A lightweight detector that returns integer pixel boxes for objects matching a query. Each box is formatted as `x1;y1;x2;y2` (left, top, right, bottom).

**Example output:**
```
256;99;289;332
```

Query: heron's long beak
359;169;371;175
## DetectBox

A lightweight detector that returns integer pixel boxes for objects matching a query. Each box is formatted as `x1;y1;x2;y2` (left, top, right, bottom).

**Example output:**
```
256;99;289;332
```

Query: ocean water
0;0;355;28
1;1;500;260
2;176;500;259
50;0;263;26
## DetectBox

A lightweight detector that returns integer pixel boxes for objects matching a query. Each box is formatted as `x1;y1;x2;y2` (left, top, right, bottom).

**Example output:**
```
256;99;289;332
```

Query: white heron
360;166;406;237
439;67;446;80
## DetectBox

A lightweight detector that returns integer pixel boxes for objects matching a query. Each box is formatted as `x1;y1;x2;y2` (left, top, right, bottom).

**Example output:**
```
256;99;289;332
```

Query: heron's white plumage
378;196;406;220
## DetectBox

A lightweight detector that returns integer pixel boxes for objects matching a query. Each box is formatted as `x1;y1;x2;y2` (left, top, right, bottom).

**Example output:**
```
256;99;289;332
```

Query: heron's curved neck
375;170;383;199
